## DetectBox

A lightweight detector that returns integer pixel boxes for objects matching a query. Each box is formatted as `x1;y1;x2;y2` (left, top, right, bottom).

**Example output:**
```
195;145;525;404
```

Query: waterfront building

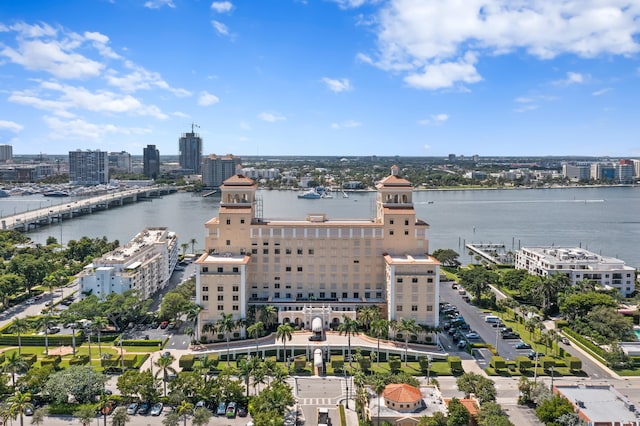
616;160;636;184
553;384;639;426
0;145;12;162
178;127;203;175
69;150;108;185
515;247;636;296
196;165;440;339
562;162;591;181
242;167;280;180
78;227;179;299
108;151;132;174
143;145;161;179
201;154;242;187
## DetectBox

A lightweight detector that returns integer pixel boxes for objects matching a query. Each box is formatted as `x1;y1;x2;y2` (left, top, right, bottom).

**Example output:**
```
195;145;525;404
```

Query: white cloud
144;0;175;9
418;113;449;125
172;111;190;118
331;120;362;129
592;88;612;96
211;1;233;13
198;91;220;106
321;77;352;93
554;71;587;86
44;116;151;140
330;0;369;9
0;120;24;133
106;63;190;96
258;112;286;122
362;1;640;90
211;20;229;36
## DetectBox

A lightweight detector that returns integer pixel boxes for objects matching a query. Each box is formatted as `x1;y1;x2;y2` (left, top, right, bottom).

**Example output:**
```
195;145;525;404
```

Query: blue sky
1;0;639;157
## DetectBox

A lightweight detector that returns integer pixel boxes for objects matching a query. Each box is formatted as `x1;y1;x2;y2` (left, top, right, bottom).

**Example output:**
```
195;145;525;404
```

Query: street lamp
426;355;432;385
344;369;349;409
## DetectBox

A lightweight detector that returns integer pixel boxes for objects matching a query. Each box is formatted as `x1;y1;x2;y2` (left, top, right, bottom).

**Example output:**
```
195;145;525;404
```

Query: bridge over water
1;186;177;232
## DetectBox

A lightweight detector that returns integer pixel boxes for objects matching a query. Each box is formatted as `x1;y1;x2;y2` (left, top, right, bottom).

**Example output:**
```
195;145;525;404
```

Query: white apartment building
78;227;179;299
515;247;636;296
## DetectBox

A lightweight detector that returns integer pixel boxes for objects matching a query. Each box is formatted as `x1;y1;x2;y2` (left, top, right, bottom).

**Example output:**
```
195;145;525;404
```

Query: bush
515;356;531;371
294;360;307;371
358;358;371;371
388;359;401;372
179;354;196;370
331;360;344;372
541;357;555;371
69;355;89;366
21;353;37;366
448;356;462;373
566;357;582;371
41;355;62;367
490;356;506;370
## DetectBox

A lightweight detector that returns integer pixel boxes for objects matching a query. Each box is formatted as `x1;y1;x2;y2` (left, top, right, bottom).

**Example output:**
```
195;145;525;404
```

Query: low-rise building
78;227;179;299
554;384;640;426
515;247;636;296
366;384;448;425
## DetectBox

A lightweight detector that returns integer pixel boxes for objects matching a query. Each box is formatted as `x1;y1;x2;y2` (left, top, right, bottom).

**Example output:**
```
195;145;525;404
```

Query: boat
0;189;9;198
297;189;321;199
342;191;349;198
321;192;333;199
43;190;70;197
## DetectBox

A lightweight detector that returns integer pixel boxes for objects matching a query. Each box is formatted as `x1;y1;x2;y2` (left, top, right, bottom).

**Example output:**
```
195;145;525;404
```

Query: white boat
342;191;349;198
297;189;321;199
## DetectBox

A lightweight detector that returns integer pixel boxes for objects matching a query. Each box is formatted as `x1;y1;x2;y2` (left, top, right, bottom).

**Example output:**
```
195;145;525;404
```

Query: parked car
237;406;248;417
457;340;467;349
159;321;169;329
226;402;237;418
126;403;138;415
150;403;163;416
465;332;480;340
528;350;545;360
502;332;520;339
25;406;34;416
195;400;207;410
138;402;150;415
561;337;570;345
515;341;532;350
216;402;226;416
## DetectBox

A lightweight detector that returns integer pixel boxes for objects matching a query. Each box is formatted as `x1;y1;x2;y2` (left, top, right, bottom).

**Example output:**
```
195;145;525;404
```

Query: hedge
331;360;344;371
120;339;164;347
515;356;531;371
100;354;146;369
294;360;307;371
562;328;607;361
448;356;462;373
541;357;555;370
338;404;347;426
388;359;401;372
69;355;90;366
490;356;506;370
21;353;37;365
0;334;76;346
41;355;62;367
566;357;582;371
180;354;219;371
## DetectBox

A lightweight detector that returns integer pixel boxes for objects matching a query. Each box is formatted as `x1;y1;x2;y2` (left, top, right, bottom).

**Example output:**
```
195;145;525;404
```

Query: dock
465;243;514;266
1;186;177;232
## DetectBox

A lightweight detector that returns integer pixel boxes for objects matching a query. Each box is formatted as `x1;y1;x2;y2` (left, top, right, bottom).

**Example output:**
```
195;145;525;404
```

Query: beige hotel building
196;165;440;336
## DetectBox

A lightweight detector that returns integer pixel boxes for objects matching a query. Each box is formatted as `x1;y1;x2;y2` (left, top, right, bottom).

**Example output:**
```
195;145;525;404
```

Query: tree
8;253;50;296
192;406;211;426
7;391;32;426
176;400;194;426
0;273;23;309
217;313;237;365
30;407;48;426
8;318;30;355
189;238;198;254
446;398;471;426
180;243;189;256
92;316;109;358
458;267;498;304
163;412;181;426
456;372;496;403
337;315;360;368
43;366;106;404
432;249;461;267
160;292;188;323
560;292;617;321
17;365;51;395
155;354;177;397
373;378;386;426
32;316;52;356
276;323;294;363
370;319;388;367
261;305;278;329
111;407;130;426
185;303;202;342
248;382;295;421
247;321;264;355
74;404;96;426
357;306;379;331
397;318;419;366
535;395;575;425
477;401;514;426
418;412;447;426
4;352;28;389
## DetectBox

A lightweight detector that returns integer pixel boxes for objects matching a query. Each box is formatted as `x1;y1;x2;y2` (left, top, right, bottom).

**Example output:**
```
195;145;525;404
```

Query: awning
314;348;323;367
312;317;323;332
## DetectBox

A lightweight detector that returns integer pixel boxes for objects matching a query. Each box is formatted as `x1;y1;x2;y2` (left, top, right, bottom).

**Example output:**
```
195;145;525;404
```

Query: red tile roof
382;384;422;403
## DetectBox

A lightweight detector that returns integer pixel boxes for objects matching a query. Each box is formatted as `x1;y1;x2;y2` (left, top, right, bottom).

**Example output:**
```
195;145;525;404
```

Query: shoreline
258;183;638;192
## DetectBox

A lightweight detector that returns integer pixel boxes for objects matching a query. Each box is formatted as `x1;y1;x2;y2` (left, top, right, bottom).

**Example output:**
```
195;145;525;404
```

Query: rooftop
383;384;422;403
555;385;639;423
98;227;170;264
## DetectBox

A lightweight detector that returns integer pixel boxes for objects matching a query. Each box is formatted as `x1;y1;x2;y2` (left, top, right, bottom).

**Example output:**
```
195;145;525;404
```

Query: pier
465;243;514;266
1;186;177;232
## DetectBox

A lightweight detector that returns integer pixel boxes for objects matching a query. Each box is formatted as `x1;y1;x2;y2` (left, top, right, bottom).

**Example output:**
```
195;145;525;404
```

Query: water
4;186;640;268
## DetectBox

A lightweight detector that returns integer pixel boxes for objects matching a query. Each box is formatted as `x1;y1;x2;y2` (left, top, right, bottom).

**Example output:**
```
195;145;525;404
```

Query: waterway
2;186;639;268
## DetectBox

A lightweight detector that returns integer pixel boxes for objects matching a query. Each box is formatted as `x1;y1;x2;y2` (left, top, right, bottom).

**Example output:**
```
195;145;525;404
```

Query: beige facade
196;165;440;334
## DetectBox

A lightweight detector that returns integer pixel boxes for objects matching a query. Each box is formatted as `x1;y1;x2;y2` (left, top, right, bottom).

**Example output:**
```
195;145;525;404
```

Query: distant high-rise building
143;145;161;179
201;154;242;187
179;126;203;175
0;145;13;162
562;163;590;182
448;154;456;162
108;151;132;173
69;150;108;185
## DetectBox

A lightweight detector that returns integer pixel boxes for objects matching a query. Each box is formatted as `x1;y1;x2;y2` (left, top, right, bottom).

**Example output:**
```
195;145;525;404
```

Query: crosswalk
297;397;336;405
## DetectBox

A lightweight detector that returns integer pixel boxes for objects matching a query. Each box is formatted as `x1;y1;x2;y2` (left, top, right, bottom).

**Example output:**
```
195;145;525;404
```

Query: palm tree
7;391;32;426
357;306;379;331
252;363;267;395
192;406;211;426
154;354;177;397
337;315;360;368
180;243;189;256
32;316;51;356
0;403;15;426
247;321;264;356
8;318;29;355
185;303;202;341
111;406;130;426
30;407;47;426
397;318;419;366
373;378;386;426
4;352;28;389
217;313;236;365
176;400;193;426
370;319;388;367
196;355;216;384
262;305;278;330
276;323;294;363
74;404;96;426
92;316;109;358
189;238;198;254
96;392;111;426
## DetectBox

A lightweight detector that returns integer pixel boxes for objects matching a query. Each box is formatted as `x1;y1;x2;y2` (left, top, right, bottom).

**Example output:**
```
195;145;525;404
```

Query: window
411;305;418;311
389;230;394;235
427;305;433;311
405;219;409;225
397;278;403;283
286;293;292;298
217;286;223;292
233;267;239;273
404;230;409;235
203;286;209;292
202;267;208;273
412;278;418;283
297;266;303;272
297;248;303;255
274;276;280;281
353;292;359;298
232;286;239;292
217;305;224;311
263;249;269;255
275;249;280;254
331;292;337;298
202;295;209;301
275;292;280;298
376;292;382;298
251;248;258;254
286;266;292;272
342;292;348;298
232;305;239;311
397;305;403;312
319;292;325;298
365;292;370;299
297;293;303;298
427;278;433;283
308;249;314;255
286;248;292;255
240;219;245;224
217;267;224;273
217;295;224;301
226;218;231;225
275;283;280;289
390;219;394;225
233;295;239;301
226;240;231;246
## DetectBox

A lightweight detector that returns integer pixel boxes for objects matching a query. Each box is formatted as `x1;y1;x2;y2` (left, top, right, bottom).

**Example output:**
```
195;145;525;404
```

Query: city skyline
0;1;639;157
